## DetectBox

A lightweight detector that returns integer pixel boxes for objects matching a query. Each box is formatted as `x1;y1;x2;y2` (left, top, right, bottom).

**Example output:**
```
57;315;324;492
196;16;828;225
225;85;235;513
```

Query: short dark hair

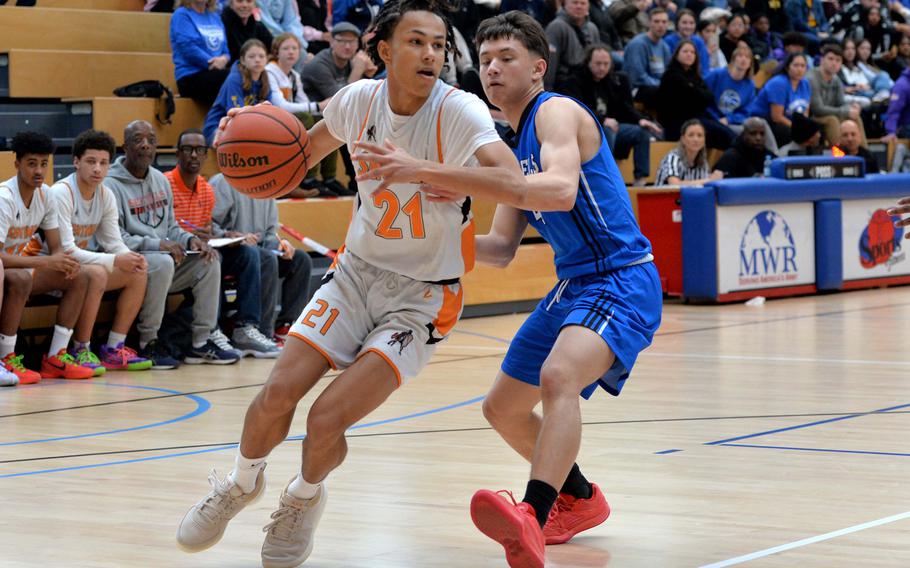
649;7;668;19
366;0;459;66
11;131;54;160
696;18;715;33
177;128;205;148
475;10;550;64
783;31;808;48
821;43;844;58
73;129;116;160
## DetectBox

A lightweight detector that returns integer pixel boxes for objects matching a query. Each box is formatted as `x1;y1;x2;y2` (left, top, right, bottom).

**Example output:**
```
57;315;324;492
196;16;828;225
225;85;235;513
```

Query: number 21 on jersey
373;189;425;239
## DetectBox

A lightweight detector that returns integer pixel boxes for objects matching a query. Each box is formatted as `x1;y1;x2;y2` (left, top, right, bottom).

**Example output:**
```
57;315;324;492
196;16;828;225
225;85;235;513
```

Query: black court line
7;409;909;465
0;353;503;420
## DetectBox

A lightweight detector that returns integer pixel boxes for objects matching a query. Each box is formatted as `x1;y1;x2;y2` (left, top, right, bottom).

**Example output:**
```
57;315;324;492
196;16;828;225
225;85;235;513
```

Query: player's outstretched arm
476;204;528;268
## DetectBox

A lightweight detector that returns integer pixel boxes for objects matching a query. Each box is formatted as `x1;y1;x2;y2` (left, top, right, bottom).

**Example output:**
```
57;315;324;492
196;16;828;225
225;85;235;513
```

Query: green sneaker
69;346;106;377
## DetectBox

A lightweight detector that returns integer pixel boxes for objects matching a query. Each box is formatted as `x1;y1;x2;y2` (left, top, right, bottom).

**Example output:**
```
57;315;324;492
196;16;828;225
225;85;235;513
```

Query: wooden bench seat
0;7;169;53
2;49;175;99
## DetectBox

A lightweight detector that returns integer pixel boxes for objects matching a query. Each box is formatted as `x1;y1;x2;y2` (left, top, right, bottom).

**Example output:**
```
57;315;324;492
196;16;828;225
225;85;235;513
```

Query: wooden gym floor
1;287;909;567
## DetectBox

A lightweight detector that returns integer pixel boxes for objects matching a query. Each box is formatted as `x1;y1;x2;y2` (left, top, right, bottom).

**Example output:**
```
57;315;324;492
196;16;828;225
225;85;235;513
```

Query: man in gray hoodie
105;120;239;368
544;0;601;91
210;173;313;343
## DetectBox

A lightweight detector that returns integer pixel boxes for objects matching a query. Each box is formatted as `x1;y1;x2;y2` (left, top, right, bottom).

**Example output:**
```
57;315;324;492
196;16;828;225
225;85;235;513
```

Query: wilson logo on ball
219;152;271;169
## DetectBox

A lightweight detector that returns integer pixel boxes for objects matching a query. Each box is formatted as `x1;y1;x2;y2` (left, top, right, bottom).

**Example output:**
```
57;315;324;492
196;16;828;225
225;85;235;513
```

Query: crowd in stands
9;0;910;386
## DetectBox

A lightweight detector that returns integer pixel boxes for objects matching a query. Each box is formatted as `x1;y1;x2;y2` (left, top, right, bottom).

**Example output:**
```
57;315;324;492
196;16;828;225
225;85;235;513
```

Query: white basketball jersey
0;176;58;256
322;79;501;282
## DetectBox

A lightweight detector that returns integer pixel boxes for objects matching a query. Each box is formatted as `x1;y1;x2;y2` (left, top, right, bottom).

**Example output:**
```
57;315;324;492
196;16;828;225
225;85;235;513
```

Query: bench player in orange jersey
176;2;538;566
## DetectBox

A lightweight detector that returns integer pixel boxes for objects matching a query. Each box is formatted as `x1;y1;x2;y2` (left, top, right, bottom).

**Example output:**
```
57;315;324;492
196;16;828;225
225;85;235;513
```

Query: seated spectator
266;33;342;198
302;22;375;195
222;0;274;61
705;45;757;133
258;0;308;69
501;0;557;28
780;31;811;66
544;0;601;91
748;52;812;145
332;0;382;33
655;119;724;184
625;8;672;105
167;129;280;359
720;12;752;63
296;0;332;55
785;0;829;50
588;0;625;57
745;0;790;36
0;132;102;382
49;130;152;374
749;13;784;63
885;33;910;80
698;18;727;72
884;65;910;139
858;7;899;65
565;45;664;185
664;9;711;75
170;0;231;105
203;39;271;144
841;38;893;107
609;0;651;47
210;174;313;344
657;40;736;148
808;44;866;145
714;117;776;177
835;118;880;172
778;111;823;154
106;121;237;369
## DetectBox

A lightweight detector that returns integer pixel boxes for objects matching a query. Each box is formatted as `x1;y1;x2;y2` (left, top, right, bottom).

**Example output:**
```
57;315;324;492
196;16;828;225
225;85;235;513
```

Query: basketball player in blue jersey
353;11;662;568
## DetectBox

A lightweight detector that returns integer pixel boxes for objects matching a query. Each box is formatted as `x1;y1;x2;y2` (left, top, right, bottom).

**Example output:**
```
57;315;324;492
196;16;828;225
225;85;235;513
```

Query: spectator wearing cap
332;0;383;33
778;112;823;155
301;22;374;102
835;119;879;173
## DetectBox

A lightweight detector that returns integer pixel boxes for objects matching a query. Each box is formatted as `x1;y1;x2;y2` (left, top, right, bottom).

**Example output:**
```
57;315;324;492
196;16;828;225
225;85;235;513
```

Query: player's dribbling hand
888;197;910;238
213;103;273;148
351;139;425;195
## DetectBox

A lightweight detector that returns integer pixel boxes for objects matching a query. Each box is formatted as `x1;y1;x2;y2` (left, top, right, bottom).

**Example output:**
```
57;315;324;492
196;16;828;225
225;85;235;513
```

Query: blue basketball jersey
510;92;653;279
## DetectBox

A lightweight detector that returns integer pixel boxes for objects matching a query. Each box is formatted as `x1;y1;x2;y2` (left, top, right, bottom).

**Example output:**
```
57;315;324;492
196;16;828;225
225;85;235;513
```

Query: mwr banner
842;199;909;281
717;204;816;294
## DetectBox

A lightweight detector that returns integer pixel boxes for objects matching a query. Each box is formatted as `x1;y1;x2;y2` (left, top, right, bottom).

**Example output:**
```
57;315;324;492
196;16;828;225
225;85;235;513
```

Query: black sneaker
316;183;339;198
183;339;241;365
138;339;181;370
323;178;356;197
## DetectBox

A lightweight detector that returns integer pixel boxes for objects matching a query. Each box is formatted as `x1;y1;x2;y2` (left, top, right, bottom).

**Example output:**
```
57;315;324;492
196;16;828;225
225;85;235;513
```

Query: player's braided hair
365;0;460;66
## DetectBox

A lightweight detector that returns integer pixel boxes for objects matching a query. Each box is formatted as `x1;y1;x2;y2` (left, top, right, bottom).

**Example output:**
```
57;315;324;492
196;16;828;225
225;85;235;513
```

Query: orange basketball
216;105;311;199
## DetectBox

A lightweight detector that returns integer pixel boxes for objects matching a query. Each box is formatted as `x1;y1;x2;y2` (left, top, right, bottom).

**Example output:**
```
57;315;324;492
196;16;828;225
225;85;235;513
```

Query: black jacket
657;63;715;138
715;136;770;178
221;7;274;62
563;67;648;126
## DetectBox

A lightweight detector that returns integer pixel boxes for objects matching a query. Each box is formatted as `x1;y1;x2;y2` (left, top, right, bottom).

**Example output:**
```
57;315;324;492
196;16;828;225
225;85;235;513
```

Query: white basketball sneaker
176;467;266;552
261;483;327;568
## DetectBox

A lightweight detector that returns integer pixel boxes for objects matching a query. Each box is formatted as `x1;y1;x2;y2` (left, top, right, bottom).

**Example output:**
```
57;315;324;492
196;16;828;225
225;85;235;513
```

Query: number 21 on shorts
301;300;340;335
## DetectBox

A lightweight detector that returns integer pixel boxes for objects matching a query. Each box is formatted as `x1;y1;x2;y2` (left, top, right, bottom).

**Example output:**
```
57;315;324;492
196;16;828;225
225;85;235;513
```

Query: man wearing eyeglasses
106;120;239;369
167;129;280;359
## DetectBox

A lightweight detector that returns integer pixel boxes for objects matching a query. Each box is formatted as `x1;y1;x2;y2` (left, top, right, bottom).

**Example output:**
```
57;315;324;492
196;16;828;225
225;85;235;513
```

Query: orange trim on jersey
461;218;476;274
58;180;76;208
358;347;402;387
328;243;346;270
435;87;458;163
356;80;385;142
432;283;464;337
288;331;338;370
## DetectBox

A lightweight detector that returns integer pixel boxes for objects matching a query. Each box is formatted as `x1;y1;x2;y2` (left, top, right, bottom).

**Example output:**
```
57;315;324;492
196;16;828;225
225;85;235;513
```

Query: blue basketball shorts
500;262;662;399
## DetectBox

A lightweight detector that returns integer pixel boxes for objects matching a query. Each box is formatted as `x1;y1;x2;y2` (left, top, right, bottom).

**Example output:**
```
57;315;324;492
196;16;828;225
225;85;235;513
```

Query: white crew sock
230;452;267;493
0;334;17;358
287;473;320;500
107;331;127;348
48;325;74;356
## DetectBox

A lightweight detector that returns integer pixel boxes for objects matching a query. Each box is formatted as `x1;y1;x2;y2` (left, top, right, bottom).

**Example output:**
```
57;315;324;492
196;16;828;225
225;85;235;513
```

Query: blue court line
704;402;910;446
699;509;910;567
655;449;682;455
0;395;485;479
454;329;512;345
721;443;910;458
0;382;211;447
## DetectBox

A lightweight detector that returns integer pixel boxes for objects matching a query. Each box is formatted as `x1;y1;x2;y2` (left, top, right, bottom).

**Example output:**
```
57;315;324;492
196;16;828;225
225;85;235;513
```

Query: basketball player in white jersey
49;129;152;374
176;2;530;566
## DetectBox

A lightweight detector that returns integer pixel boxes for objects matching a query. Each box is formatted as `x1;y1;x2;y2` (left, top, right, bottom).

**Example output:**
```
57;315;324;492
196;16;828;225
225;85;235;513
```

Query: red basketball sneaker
41;349;95;380
543;483;611;545
470;489;545;568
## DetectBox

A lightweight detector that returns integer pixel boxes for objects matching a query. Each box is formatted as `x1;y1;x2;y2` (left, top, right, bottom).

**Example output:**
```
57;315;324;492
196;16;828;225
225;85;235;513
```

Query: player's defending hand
212;103;273;148
351;139;420;190
888;197;910;238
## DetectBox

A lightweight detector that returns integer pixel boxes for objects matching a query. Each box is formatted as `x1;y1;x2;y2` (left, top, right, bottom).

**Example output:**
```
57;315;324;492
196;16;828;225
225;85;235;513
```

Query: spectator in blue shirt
663;9;711;76
706;45;757;130
333;0;383;33
784;0;829;51
624;7;671;106
170;0;231;105
748;52;812;145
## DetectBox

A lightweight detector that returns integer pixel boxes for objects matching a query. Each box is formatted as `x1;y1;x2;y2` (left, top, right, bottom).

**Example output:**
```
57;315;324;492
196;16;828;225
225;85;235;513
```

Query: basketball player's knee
4;269;32;297
305;406;347;444
482;395;513;428
85;265;108;291
539;361;576;401
258;380;303;415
